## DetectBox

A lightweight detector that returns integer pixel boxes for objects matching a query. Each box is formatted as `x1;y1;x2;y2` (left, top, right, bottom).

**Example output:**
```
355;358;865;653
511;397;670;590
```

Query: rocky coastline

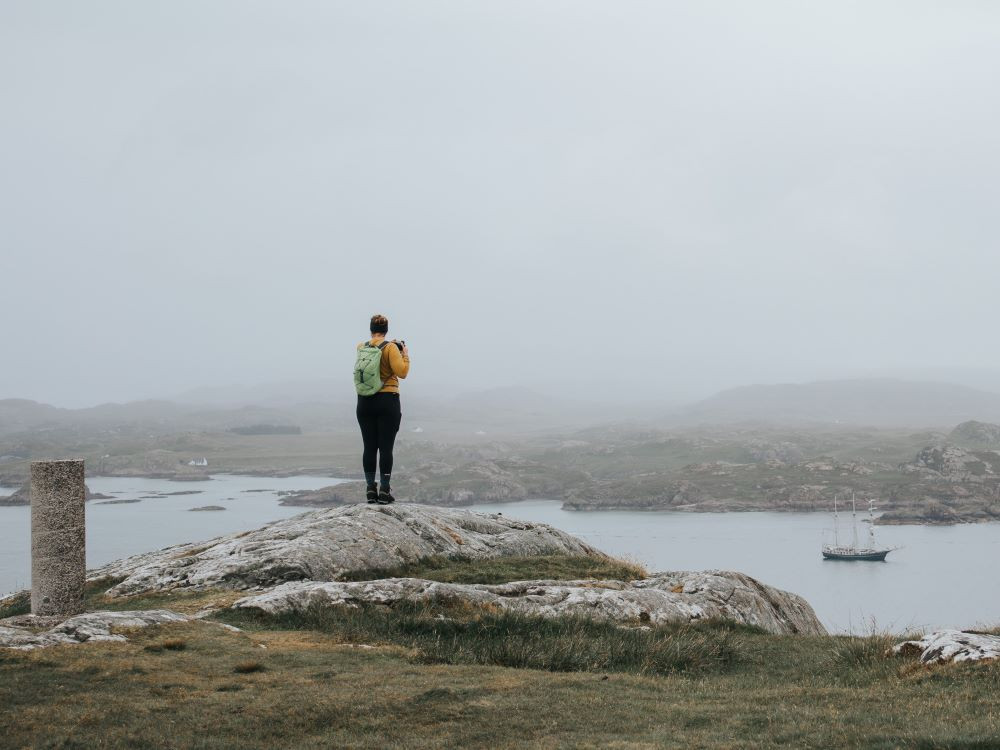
5;421;1000;526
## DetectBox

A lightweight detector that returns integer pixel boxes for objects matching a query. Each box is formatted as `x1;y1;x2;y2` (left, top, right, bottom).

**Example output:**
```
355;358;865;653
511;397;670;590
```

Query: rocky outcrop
877;445;1000;524
233;570;826;636
278;483;362;507
745;440;804;464
902;445;998;481
893;630;1000;664
280;461;539;507
950;421;1000;447
2;505;826;641
87;504;604;597
401;460;529;505
876;500;965;526
0;610;191;650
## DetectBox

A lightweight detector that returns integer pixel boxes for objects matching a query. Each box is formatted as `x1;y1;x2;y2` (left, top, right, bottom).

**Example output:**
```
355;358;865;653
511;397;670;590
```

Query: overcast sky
2;1;999;407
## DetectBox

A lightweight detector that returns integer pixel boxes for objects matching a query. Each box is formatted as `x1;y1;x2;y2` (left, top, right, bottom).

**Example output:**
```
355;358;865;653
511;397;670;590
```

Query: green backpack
354;341;389;396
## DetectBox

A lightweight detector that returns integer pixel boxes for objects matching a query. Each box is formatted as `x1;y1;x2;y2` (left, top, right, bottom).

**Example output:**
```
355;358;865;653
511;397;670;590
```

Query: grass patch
339;553;647;584
233;661;266;674
0;578;128;619
144;638;187;653
5;550;998;746
221;600;738;676
827;633;897;669
84;586;246;615
2;618;1000;749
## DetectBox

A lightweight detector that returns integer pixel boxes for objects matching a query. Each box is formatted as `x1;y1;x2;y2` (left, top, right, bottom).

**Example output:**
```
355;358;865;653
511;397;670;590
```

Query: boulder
87;504;604;597
0;610;191;650
893;629;1000;664
233;569;826;636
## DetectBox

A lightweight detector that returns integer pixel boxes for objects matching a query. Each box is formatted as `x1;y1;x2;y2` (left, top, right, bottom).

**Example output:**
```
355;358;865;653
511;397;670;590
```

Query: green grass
1;577;132;620
0;576;242;619
5;553;1000;746
220;601;741;676
3;617;1000;748
339;553;647;584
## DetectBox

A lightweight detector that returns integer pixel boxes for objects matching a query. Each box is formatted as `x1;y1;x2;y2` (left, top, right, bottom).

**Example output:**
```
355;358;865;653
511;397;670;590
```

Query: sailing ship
822;493;895;561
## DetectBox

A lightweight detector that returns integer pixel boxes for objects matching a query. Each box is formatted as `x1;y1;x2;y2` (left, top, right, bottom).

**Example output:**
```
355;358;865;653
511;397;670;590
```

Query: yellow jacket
358;339;410;394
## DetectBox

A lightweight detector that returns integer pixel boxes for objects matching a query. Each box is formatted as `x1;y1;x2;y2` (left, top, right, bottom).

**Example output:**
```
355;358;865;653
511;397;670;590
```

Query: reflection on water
0;475;341;598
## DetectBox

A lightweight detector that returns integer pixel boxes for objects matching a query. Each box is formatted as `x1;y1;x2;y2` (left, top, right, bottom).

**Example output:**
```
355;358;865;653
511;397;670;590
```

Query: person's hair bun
370;314;389;334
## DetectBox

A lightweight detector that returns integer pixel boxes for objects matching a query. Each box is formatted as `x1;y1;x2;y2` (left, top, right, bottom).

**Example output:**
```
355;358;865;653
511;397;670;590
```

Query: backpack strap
376;341;389;350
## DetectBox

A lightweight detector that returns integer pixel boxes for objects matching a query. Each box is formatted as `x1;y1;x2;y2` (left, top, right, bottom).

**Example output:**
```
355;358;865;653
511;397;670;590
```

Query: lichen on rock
87;504;603;597
0;610;191;650
893;629;1000;664
232;569;826;636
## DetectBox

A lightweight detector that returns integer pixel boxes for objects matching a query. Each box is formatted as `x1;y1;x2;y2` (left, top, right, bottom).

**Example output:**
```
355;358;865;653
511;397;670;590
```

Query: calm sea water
2;479;997;634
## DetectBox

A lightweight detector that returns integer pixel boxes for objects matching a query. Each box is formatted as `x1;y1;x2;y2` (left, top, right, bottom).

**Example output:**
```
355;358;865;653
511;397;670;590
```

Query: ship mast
851;492;858;550
833;494;840;546
868;498;877;547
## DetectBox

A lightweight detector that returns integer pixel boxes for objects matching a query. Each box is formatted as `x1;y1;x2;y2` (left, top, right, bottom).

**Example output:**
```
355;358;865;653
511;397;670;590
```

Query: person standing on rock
354;314;410;504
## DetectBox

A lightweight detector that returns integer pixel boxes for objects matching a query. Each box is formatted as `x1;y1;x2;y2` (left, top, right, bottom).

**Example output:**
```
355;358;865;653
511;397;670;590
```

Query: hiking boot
377;487;395;505
366;484;378;503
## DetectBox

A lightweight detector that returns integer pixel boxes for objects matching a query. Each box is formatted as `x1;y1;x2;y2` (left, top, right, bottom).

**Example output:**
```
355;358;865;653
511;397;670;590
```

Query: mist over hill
0;385;626;440
676;379;1000;428
5;378;1000;439
7;376;1000;524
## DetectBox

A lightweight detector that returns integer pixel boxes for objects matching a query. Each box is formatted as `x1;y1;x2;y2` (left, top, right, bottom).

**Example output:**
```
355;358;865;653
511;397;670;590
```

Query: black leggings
356;392;402;480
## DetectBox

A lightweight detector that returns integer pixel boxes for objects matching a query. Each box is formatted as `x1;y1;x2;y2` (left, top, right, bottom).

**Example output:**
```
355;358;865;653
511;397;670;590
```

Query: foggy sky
2;2;999;408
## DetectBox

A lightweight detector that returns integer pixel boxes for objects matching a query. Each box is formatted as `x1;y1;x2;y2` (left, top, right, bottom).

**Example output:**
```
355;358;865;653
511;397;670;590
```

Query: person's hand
401;342;409;358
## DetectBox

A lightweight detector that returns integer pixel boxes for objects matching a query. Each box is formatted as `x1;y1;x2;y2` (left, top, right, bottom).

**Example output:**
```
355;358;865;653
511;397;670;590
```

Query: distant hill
675;379;1000;428
0;385;615;440
0;399;68;433
949;420;1000;446
10;378;1000;437
0;398;335;438
178;381;631;435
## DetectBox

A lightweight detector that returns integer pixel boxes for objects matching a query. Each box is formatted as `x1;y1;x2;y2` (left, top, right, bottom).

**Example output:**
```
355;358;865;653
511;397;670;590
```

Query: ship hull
822;549;890;561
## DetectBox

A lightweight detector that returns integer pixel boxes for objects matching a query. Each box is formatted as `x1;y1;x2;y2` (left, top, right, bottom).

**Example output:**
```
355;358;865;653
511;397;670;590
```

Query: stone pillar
31;460;86;616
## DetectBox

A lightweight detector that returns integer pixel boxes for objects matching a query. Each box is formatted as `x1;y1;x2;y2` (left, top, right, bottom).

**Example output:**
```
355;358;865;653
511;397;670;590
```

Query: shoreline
3;480;994;527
